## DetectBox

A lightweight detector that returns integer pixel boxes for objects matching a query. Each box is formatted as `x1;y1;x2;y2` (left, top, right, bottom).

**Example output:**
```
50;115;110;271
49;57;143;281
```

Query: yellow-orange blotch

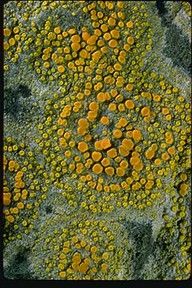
92;163;103;174
107;148;117;158
113;129;122;139
122;138;134;150
141;107;150;117
100;116;110;125
132;129;142;141
92;151;102;162
78;141;89;152
100;138;111;150
105;166;114;176
125;100;135;109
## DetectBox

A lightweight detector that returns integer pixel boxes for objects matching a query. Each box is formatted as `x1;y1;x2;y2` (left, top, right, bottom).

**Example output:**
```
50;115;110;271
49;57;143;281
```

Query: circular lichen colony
3;1;191;280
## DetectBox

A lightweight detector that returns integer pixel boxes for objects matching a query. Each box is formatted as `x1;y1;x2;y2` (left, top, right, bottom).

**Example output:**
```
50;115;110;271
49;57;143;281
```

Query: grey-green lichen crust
3;0;191;280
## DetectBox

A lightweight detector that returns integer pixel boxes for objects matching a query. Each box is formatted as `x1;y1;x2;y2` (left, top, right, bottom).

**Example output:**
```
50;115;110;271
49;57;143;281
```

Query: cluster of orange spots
94;138;111;151
60;105;72;118
100;116;110;125
145;144;158;160
141;106;151;117
125;99;135;110
113;129;122;139
97;91;110;102
107;148;117;159
165;131;174;145
77;118;89;135
14;171;25;189
167;146;176;156
92;151;102;162
179;183;188;197
78;141;89;153
152;93;161;102
92;163;103;174
132;129;142;142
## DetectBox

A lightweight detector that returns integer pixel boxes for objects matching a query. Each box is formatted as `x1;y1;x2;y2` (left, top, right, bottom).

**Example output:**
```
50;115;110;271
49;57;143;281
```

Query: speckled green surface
3;1;191;280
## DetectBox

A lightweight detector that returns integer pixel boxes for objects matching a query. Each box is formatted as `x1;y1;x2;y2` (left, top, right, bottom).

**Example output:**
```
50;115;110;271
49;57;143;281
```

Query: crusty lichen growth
3;0;191;280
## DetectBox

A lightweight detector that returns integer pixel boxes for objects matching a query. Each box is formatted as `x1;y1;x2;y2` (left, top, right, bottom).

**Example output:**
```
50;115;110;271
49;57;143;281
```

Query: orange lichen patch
84;134;92;142
89;101;99;111
78;141;89;152
125;99;135;109
116;167;125;177
92;50;102;61
145;148;155;160
3;193;11;206
71;42;81;51
87;35;98;45
110;29;120;39
125;83;134;92
120;159;128;168
78;118;89;128
113;129;122;139
167;146;176;155
132;129;142;142
97;39;105;47
105;166;115;176
130;156;140;166
6;215;15;223
71;34;81;43
97;92;108;102
179;183;188;197
79;49;89;59
94;28;102;37
15;171;24;179
108;103;117;111
161;152;170;161
60;105;72;118
68;28;76;35
100;23;108;33
152;94;161;102
108;39;118;48
101;157;110;167
141;91;152;99
77;127;87;136
58;65;65;73
100;138;111;150
134;162;144;172
118;145;129;156
92;151;102;162
94;82;103;92
82;31;90;41
126;20;134;28
162;107;169;115
100;116;110;125
4;27;11;37
92;163;103;174
107;148;117;158
116;117;128;128
154;158;162;166
145;180;154;190
79;262;89;273
94;140;102;151
114;62;122;71
8;160;16;169
141;106;151;117
87;110;97;122
108;17;116;26
127;36;134;45
103;32;111;41
122;138;134;150
72;252;81;264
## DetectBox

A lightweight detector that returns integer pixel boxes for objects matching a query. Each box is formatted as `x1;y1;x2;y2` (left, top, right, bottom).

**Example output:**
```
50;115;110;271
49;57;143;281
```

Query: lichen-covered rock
3;0;191;280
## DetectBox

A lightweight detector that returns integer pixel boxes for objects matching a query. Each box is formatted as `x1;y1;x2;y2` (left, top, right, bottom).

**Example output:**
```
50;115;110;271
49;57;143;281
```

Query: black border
0;0;192;288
